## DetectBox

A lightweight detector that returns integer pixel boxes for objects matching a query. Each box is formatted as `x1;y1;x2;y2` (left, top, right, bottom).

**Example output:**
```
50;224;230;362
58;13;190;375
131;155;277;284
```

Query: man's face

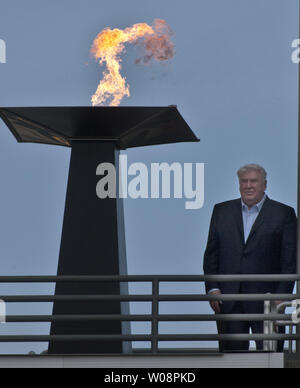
239;170;266;207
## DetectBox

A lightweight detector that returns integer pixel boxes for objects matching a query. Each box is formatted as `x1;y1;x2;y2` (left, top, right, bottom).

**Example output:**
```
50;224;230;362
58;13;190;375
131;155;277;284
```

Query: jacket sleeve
276;207;297;294
203;205;220;293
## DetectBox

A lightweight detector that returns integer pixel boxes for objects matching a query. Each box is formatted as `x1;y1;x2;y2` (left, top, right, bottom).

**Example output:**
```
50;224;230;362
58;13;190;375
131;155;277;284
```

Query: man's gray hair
237;164;267;181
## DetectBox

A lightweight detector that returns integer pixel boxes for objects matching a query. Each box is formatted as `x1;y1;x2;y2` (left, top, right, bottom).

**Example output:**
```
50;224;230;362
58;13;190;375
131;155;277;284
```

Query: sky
0;0;298;354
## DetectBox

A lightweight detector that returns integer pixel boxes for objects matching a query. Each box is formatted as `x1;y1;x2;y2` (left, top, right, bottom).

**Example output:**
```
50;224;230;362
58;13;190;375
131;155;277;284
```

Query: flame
90;19;174;106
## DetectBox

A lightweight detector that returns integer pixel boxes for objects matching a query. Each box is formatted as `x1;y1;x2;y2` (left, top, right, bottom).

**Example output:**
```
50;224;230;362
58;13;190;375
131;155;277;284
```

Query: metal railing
0;274;299;354
264;300;300;353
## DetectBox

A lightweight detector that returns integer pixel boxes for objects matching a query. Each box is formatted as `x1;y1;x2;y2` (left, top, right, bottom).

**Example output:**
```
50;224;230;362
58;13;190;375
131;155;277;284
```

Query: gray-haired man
203;164;297;352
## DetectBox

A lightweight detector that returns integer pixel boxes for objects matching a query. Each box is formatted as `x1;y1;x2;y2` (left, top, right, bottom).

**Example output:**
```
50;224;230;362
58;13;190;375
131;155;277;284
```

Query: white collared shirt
241;194;266;243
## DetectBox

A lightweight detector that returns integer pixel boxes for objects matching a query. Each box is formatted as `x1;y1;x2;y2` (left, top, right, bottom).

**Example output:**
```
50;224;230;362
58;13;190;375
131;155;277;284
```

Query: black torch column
48;140;129;354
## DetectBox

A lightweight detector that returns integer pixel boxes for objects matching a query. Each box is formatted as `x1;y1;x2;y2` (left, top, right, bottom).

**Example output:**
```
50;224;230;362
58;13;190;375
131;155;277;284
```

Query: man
203;164;297;352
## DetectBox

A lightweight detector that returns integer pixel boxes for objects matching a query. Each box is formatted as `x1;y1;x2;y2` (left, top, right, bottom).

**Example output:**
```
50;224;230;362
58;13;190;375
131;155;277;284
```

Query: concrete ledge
0;353;284;368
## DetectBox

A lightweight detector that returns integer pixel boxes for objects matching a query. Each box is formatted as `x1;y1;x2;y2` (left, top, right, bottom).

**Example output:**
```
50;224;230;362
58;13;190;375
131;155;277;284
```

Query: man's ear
264;180;267;190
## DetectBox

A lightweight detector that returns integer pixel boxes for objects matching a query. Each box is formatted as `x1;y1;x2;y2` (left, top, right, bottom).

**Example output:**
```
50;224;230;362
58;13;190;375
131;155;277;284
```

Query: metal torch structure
0;106;199;354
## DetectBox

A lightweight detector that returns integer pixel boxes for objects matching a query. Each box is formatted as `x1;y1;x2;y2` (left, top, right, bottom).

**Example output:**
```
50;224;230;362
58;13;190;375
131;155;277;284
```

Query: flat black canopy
0;106;199;149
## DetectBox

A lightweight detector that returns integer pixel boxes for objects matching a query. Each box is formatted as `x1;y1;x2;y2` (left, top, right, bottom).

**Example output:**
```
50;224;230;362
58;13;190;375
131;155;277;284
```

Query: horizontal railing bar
0;294;297;302
0;334;299;342
0;295;133;303
0;335;152;342
0;275;298;282
276;322;297;327
0;276;154;283
159;294;298;301
159;314;293;322
157;334;300;341
196;275;300;282
4;315;153;322
3;313;293;322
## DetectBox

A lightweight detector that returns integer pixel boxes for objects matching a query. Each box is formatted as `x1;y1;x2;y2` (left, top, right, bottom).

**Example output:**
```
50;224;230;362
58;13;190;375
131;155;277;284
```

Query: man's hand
209;290;222;314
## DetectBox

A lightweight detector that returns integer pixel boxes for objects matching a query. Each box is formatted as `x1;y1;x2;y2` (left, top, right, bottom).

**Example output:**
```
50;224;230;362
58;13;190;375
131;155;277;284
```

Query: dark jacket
203;196;297;313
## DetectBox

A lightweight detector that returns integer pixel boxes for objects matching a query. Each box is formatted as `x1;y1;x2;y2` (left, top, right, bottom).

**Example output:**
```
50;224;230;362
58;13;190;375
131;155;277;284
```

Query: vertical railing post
270;301;278;352
289;325;294;354
151;279;159;354
297;0;300;355
264;300;272;351
264;298;277;352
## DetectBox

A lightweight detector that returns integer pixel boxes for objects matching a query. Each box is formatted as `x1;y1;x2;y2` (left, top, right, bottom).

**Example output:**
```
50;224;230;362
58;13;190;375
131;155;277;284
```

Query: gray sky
0;0;298;353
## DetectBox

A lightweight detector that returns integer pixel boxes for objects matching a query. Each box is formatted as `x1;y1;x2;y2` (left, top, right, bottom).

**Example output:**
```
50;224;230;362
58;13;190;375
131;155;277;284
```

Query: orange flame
90;19;174;106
